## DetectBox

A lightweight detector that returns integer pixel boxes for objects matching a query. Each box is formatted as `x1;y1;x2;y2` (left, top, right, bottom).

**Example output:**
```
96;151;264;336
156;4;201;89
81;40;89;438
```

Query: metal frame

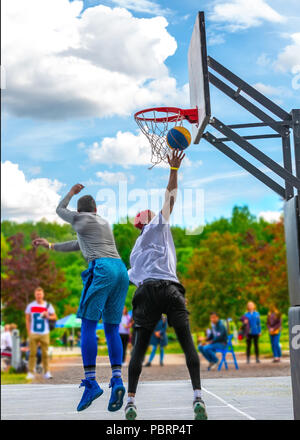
192;11;300;419
204;56;300;202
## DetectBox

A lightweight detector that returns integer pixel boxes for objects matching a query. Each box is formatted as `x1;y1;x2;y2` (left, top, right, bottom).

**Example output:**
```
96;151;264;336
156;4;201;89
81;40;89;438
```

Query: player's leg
104;322;126;411
77;318;103;412
166;282;207;420
126;326;154;420
173;322;207;420
102;258;129;412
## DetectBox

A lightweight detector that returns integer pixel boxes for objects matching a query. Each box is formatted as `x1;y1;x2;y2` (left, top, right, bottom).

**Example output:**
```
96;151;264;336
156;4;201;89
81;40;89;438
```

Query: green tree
1;233;68;334
184;231;251;330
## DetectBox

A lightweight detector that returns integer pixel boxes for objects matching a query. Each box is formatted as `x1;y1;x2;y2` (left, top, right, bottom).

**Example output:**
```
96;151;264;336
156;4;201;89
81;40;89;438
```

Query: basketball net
134;108;184;168
134;106;198;168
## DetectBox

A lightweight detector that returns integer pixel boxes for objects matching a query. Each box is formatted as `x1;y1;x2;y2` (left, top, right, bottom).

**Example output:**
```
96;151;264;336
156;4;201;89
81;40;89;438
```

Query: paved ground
32;353;291;384
1;376;293;420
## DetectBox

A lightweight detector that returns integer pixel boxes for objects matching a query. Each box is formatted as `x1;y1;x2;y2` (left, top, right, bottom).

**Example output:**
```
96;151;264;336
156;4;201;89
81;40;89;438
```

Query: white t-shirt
1;330;12;350
25;301;55;335
128;212;179;286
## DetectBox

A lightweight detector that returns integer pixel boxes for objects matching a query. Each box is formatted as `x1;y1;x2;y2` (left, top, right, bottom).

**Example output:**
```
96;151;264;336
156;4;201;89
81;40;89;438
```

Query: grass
1;371;29;385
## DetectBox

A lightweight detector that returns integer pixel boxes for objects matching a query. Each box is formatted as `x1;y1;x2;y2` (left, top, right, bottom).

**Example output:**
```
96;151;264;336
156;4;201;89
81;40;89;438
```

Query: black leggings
128;323;201;394
246;334;259;359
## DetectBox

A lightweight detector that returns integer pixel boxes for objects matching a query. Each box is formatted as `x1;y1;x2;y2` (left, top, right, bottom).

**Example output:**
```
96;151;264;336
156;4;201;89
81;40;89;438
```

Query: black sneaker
193;397;208;420
125;402;137;420
145;362;151;367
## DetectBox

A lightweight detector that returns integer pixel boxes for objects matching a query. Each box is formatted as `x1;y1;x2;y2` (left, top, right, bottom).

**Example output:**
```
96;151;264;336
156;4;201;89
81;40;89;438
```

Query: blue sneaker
108;376;125;412
77;379;103;412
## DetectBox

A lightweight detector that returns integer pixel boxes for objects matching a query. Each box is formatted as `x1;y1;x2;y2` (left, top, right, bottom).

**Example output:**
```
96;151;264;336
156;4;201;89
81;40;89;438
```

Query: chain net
135;109;184;168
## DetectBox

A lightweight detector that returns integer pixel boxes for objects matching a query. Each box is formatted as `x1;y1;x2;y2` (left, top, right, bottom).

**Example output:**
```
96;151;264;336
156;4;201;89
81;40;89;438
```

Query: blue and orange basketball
166;126;191;150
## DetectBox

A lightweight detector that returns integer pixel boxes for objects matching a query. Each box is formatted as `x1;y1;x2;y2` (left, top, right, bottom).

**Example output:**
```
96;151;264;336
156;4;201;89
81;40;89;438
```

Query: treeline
1;206;288;333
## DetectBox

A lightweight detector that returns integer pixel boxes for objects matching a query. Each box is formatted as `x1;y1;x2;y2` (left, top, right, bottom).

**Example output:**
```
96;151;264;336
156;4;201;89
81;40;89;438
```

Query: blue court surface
1;376;293;420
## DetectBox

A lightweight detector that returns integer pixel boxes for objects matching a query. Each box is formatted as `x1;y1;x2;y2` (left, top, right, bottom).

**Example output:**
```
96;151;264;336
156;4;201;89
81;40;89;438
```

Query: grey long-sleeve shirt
54;193;120;263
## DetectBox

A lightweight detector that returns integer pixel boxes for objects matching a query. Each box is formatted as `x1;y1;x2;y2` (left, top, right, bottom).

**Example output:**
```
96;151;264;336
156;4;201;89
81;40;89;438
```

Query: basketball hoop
134;107;198;167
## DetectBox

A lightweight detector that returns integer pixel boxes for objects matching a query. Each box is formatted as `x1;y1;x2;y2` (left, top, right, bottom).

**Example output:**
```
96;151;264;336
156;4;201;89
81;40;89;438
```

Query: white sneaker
26;372;35;380
44;371;53;379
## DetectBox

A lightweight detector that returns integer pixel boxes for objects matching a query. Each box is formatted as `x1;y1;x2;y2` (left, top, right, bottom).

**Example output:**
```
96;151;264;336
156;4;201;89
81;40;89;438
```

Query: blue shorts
76;258;129;323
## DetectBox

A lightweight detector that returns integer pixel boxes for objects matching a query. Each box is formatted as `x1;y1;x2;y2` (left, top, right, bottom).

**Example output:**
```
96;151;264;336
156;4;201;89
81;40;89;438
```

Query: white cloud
1;161;63;223
28;166;42;176
258;210;282;222
87;128;193;168
210;0;285;31
274;33;300;74
256;53;272;67
109;0;170;15
95;171;135;185
2;0;184;120
252;82;287;97
88;131;153;166
184;170;248;188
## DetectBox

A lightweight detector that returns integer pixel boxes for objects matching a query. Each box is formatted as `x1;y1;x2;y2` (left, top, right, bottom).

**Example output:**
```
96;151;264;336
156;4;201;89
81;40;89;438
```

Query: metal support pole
281;129;294;200
292;109;300;193
284;196;300;420
11;329;21;371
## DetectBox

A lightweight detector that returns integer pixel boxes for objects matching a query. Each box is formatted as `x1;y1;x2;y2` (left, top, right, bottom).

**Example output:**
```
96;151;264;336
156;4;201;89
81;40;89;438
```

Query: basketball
166;126;191;150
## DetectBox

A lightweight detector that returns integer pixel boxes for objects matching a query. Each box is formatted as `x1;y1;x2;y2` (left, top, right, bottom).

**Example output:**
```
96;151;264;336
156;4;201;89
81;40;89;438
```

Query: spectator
68;334;74;350
119;306;132;364
241;301;261;364
1;324;13;371
1;324;12;352
25;286;57;380
267;305;282;363
61;331;68;348
198;312;228;370
145;316;168;367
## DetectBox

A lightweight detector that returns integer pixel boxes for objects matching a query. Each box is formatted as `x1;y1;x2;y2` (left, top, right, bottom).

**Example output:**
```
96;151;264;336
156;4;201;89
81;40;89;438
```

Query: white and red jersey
25;301;55;335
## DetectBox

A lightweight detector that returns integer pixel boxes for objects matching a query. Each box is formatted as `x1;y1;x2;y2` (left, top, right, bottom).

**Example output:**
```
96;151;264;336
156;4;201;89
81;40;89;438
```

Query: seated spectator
198;312;228;370
1;324;13;371
1;324;12;353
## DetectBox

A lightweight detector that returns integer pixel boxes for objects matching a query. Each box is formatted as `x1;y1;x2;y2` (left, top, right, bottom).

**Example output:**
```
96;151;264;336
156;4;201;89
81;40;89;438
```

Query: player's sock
112;366;122;378
84;366;96;380
81;318;98;380
194;389;202;400
127;396;135;404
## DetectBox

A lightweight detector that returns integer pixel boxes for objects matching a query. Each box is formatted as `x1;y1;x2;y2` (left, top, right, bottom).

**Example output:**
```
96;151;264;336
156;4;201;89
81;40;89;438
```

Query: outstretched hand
32;237;49;249
69;183;84;196
167;149;185;169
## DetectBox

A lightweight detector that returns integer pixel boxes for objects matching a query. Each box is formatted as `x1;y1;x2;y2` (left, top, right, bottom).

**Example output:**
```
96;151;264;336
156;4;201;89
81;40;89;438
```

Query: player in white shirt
25;287;57;379
125;149;207;420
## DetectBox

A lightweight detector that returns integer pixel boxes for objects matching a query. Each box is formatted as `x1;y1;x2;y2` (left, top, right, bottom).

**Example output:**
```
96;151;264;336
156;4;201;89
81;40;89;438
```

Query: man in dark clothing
198;312;228;370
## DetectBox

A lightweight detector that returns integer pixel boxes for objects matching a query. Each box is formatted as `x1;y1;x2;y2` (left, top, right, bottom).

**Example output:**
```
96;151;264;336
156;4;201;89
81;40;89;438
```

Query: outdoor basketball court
1;376;293;420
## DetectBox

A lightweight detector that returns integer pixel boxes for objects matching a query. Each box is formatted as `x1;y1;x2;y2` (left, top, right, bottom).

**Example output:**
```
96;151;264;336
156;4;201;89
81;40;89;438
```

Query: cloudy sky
2;0;300;227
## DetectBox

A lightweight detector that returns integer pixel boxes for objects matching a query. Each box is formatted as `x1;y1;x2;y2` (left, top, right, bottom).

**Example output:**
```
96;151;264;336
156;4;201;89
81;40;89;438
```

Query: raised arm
56;183;85;224
32;237;80;252
161;149;185;221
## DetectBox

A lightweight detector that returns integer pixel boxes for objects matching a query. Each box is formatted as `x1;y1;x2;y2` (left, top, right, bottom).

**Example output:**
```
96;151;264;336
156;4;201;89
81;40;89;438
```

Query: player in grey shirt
33;184;129;414
53;190;120;262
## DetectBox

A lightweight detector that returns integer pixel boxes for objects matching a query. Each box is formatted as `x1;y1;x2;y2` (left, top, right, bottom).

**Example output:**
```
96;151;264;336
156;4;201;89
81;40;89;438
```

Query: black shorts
132;280;189;330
